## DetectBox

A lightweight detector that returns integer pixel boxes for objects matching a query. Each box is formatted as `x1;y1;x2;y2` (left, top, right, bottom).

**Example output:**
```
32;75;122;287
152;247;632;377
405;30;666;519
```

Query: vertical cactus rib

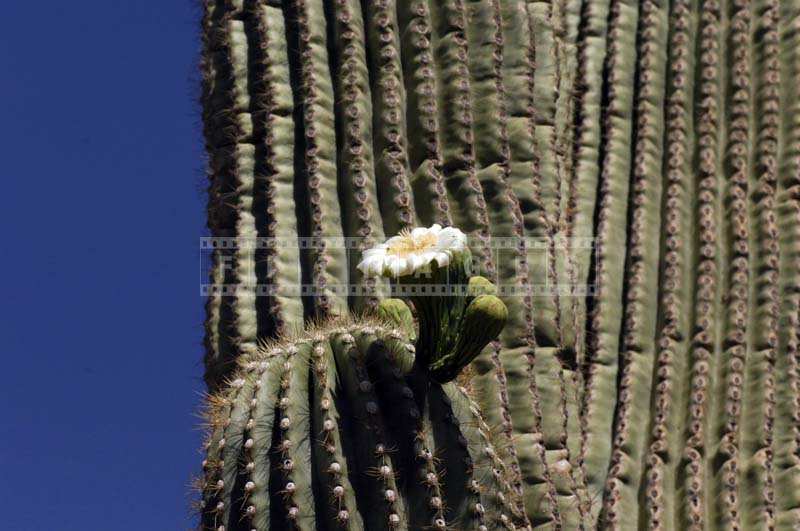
308;339;363;529
526;0;566;349
202;4;260;388
204;251;227;389
774;0;800;526
332;330;407;530
427;0;494;273
568;0;611;368
544;0;570;349
286;0;348;318
425;4;527;524
396;0;452;227
447;385;529;529
679;0;723;528
326;0;386;312
522;3;590;524
554;0;583;349
281;345;317;529
707;1;751;528
200;383;240;531
498;4;572;523
642;0;697;528
598;0;668;528
739;0;780;527
386;337;450;531
581;0;638;520
372;334;458;530
224;16;260;357
231;361;270;530
246;355;285;531
414;393;451;530
201;2;228;382
363;0;417;234
247;1;304;337
464;0;565;526
431;387;493;531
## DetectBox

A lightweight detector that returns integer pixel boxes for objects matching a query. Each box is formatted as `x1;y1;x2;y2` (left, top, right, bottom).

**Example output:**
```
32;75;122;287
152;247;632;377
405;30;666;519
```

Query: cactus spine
200;0;800;528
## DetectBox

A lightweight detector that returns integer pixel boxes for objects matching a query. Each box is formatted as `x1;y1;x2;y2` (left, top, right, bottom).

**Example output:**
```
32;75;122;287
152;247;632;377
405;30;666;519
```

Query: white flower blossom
357;224;468;277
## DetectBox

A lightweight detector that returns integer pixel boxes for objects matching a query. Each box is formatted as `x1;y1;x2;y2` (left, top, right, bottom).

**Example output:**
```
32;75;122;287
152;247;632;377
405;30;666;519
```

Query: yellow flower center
386;229;438;257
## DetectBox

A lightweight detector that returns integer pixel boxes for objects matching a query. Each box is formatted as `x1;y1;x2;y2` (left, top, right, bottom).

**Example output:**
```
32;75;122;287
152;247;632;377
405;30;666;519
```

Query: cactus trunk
199;0;800;528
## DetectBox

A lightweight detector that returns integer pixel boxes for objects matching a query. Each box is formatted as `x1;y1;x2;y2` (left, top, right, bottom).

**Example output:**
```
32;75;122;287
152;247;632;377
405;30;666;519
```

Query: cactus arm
327;0;387;314
774;0;800;526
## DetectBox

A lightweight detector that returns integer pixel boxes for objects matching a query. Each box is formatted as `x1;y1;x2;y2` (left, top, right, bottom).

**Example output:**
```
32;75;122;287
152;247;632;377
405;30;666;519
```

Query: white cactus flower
357;224;468;277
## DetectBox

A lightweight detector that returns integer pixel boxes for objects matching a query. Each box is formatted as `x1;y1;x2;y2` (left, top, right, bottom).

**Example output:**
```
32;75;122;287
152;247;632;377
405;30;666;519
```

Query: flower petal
431;251;451;268
410;226;430;239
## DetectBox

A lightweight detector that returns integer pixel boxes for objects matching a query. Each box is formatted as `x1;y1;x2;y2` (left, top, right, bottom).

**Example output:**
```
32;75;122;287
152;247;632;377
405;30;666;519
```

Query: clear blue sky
1;2;207;529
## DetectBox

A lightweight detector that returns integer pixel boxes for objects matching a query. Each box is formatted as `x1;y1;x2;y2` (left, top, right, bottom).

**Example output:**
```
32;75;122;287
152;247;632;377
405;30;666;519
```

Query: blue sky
1;2;207;529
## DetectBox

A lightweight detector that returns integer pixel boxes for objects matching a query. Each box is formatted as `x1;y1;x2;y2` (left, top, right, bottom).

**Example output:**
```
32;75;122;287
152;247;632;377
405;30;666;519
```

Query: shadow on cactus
199;226;520;530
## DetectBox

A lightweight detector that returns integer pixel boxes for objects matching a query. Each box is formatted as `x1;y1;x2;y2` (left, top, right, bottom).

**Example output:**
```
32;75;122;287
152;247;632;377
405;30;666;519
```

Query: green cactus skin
199;317;524;530
200;0;800;528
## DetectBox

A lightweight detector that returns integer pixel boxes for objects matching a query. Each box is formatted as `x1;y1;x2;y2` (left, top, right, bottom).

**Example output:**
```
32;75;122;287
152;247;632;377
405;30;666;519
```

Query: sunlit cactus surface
199;0;800;528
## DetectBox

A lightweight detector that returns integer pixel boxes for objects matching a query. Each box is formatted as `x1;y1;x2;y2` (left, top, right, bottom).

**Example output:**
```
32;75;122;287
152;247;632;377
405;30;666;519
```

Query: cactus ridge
200;0;800;528
199;316;525;530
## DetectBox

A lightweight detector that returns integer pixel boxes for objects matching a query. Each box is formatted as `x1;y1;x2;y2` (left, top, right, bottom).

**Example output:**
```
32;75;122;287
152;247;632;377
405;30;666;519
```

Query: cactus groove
200;0;800;528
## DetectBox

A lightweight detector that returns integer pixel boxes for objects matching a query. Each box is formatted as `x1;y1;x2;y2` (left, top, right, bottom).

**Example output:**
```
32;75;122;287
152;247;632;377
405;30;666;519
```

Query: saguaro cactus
199;306;526;530
200;0;800;529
